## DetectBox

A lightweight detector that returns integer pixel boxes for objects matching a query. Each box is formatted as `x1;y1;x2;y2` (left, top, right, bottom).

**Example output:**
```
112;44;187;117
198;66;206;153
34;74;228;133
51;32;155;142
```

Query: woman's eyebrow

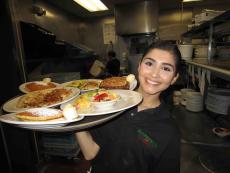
143;57;155;62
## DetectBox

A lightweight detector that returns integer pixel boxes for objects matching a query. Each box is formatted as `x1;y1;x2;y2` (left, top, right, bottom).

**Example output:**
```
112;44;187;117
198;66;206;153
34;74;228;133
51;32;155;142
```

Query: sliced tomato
94;93;108;101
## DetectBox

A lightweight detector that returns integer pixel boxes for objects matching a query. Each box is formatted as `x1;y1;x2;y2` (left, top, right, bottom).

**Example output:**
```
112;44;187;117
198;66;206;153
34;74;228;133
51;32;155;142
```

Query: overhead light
73;0;108;12
183;0;202;2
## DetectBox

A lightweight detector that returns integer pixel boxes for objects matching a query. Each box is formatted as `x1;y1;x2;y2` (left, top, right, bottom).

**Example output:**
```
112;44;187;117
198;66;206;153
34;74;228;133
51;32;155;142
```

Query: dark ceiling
45;0;229;18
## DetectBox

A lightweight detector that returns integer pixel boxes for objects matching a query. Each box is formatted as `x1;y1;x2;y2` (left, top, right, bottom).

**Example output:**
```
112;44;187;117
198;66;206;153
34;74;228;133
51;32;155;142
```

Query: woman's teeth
147;80;160;85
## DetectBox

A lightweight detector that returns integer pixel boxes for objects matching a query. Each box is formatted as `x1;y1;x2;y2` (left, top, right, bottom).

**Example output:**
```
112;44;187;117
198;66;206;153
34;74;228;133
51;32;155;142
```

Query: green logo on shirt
137;129;158;148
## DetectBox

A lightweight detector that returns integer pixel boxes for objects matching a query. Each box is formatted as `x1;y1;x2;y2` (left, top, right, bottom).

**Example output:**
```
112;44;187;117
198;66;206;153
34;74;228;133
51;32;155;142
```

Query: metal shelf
186;60;230;81
181;10;230;81
182;10;230;38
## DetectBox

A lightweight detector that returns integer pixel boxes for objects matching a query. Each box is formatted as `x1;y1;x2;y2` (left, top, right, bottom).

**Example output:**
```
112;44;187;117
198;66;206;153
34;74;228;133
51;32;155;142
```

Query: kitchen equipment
216;46;230;58
206;88;230;115
194;45;216;58
178;44;193;60
114;1;158;36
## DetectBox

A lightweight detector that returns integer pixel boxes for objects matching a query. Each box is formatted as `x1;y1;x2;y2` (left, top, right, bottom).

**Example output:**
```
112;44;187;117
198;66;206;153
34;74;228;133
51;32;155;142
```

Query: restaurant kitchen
1;0;230;173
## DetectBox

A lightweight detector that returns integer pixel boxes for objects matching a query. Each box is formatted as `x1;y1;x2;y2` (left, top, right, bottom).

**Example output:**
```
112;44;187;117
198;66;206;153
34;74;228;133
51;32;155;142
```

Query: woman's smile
146;79;160;85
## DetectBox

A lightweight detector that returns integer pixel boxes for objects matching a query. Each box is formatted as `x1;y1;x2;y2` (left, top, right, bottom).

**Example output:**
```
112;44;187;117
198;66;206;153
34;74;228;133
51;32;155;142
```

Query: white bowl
212;127;230;138
91;97;120;109
178;44;193;60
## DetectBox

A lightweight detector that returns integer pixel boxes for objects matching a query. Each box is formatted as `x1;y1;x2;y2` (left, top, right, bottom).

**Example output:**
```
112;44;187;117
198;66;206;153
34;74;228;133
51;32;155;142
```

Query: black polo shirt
90;102;181;173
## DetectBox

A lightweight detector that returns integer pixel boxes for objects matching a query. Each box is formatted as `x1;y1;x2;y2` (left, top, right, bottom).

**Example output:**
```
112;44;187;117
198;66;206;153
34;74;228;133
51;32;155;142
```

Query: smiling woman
74;40;182;173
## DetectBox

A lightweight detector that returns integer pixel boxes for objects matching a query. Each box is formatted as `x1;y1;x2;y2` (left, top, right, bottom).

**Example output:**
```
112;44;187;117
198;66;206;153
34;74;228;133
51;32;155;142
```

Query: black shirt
90;102;181;173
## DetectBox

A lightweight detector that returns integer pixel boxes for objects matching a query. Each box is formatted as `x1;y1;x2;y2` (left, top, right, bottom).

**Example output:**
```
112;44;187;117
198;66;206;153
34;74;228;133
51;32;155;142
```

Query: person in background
105;50;120;77
75;40;181;173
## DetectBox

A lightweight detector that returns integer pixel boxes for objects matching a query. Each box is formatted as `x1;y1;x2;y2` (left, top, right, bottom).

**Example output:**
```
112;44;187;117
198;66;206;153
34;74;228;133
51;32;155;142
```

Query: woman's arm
75;131;100;160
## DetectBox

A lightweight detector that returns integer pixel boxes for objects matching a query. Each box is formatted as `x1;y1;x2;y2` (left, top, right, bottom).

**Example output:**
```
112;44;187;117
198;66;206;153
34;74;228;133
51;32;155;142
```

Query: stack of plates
206;88;230;115
185;92;203;112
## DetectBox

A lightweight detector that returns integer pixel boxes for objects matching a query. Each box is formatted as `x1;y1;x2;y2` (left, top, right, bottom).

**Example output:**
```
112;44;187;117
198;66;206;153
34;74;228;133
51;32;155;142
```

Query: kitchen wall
159;8;192;40
13;0;84;45
10;0;230;64
11;0;118;61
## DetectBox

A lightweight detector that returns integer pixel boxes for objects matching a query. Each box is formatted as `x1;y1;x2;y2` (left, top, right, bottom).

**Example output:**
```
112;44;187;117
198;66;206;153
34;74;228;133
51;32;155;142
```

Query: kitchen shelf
182;10;230;38
186;60;230;81
181;10;230;81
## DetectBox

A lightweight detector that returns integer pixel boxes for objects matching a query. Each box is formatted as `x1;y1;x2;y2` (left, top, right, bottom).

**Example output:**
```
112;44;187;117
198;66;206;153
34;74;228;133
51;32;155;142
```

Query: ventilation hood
114;1;158;36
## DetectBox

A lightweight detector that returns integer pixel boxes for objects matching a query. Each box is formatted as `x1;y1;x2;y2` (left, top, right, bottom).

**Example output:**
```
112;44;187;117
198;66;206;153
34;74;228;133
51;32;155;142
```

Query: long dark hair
141;40;181;75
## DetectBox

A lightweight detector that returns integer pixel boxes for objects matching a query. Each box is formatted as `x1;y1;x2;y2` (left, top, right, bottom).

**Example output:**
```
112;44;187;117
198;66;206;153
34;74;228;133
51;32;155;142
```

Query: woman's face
138;48;179;96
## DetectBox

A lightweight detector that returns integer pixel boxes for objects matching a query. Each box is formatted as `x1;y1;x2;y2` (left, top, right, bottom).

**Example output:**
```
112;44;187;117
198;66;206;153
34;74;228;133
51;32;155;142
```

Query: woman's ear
170;73;179;85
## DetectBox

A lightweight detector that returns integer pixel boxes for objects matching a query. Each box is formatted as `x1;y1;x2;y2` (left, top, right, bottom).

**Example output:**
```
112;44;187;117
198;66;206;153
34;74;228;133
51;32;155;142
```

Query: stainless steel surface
181;144;230;173
173;106;230;173
208;23;214;63
186;61;230;81
114;1;158;35
128;54;143;77
45;0;230;18
8;0;27;82
172;106;230;146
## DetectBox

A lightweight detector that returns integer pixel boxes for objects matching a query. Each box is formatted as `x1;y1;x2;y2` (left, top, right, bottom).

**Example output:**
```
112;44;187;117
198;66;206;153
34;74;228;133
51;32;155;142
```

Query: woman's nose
151;66;160;77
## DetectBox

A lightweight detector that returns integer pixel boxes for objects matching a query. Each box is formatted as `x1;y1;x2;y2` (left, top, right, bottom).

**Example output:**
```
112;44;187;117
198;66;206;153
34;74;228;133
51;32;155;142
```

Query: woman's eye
144;61;153;66
162;66;173;72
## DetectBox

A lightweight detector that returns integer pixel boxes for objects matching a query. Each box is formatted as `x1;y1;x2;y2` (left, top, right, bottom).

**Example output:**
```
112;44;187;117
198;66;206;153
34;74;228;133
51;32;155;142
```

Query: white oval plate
19;81;60;93
60;89;142;116
0;108;84;128
3;87;80;113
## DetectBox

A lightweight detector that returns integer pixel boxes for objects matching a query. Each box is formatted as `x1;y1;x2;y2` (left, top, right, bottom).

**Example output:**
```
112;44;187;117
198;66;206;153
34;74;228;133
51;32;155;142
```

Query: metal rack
181;9;230;81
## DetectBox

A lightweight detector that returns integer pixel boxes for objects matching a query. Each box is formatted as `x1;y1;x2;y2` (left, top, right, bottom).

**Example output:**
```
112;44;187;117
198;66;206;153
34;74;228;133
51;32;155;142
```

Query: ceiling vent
114;1;159;36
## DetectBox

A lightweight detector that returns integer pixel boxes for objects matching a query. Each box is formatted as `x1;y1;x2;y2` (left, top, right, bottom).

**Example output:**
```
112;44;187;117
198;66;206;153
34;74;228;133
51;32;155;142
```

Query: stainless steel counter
172;105;230;147
172;106;230;173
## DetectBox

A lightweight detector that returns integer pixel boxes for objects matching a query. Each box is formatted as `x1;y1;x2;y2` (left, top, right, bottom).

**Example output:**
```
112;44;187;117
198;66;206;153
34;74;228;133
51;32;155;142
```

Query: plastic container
178;44;193;60
206;88;230;115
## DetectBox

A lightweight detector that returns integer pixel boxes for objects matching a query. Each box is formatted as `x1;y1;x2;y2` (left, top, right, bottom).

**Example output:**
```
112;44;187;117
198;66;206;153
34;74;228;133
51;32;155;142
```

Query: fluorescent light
73;0;108;12
183;0;202;2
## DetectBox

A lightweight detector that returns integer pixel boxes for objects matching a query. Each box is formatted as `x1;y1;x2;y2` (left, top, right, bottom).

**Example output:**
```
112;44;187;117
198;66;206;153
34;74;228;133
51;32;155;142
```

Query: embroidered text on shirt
137;129;158;148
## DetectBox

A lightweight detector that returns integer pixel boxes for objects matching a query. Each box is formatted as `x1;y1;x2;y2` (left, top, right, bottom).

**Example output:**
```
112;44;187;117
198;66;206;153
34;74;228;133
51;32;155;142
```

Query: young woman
75;40;181;173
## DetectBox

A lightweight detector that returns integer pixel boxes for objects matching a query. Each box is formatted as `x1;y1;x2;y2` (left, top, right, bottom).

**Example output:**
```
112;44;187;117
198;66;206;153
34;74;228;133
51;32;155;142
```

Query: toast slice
99;77;129;89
